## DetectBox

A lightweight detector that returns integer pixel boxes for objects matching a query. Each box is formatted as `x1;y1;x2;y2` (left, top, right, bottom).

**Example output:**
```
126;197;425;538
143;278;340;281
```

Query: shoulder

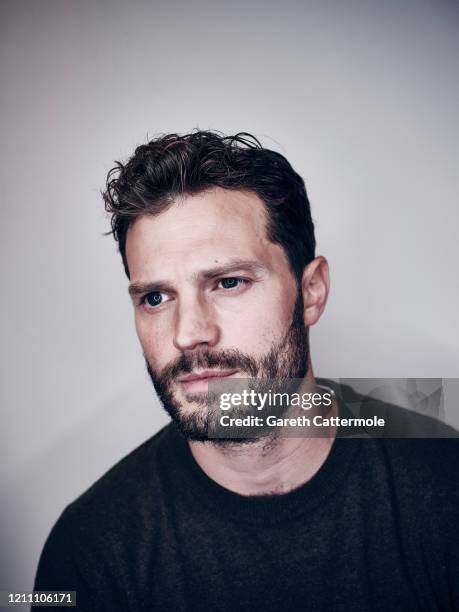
372;437;459;564
376;436;459;485
320;378;459;505
356;436;459;543
34;423;178;592
55;423;175;543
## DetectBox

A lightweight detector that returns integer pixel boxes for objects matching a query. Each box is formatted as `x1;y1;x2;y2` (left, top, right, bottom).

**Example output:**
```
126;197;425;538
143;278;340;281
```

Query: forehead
125;188;290;279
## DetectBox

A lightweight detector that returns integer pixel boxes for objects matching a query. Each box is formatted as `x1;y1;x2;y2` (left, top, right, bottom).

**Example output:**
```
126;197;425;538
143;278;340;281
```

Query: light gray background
1;0;458;597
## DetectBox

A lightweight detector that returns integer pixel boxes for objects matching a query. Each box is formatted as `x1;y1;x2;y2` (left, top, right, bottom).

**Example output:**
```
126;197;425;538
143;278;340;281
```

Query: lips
178;370;237;383
177;370;238;394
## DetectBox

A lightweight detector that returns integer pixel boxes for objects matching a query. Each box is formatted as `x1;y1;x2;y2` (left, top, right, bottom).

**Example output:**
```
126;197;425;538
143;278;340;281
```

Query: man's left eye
218;277;245;290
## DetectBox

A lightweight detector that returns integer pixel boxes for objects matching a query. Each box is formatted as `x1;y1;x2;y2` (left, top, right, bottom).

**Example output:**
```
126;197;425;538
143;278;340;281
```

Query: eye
142;291;169;309
217;277;246;290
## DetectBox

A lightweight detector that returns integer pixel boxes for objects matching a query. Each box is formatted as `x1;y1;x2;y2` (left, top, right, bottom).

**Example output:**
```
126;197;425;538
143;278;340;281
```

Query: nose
173;294;220;352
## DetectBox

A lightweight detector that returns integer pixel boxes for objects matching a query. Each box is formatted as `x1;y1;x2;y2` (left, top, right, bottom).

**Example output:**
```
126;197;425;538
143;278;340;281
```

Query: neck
188;373;338;497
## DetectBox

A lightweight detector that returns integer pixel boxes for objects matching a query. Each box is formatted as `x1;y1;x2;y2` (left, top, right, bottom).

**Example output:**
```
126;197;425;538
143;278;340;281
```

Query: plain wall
1;0;458;596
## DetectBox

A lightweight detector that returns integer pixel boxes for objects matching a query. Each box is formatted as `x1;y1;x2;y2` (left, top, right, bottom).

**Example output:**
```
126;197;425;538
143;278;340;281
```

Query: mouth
177;370;238;393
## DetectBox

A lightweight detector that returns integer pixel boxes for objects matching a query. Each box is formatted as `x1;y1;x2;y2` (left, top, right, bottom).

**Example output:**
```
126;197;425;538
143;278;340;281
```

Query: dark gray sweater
33;404;459;611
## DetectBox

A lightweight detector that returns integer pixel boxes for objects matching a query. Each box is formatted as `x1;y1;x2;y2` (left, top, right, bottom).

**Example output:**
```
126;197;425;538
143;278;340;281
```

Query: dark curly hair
103;131;316;280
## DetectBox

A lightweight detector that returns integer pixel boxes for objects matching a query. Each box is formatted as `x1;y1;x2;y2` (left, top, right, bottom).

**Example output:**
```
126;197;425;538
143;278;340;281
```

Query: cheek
135;313;174;370
218;293;295;352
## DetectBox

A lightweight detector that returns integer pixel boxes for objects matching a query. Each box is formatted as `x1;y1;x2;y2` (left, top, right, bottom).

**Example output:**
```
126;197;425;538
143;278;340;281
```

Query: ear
301;256;330;326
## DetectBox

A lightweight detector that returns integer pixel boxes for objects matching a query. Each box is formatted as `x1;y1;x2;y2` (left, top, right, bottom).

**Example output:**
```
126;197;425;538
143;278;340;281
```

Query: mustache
150;349;260;385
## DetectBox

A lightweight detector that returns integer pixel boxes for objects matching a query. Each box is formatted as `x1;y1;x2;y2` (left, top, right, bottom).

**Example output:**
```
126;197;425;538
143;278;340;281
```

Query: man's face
126;188;309;440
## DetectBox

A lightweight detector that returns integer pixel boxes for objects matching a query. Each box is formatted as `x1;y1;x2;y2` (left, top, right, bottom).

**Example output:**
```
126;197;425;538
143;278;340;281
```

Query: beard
146;289;309;442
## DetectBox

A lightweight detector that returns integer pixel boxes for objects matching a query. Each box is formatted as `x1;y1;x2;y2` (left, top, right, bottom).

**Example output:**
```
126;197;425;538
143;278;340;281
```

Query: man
34;131;458;610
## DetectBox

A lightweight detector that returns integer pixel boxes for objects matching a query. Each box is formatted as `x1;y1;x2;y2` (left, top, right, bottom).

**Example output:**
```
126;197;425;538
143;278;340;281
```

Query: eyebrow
128;259;268;297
